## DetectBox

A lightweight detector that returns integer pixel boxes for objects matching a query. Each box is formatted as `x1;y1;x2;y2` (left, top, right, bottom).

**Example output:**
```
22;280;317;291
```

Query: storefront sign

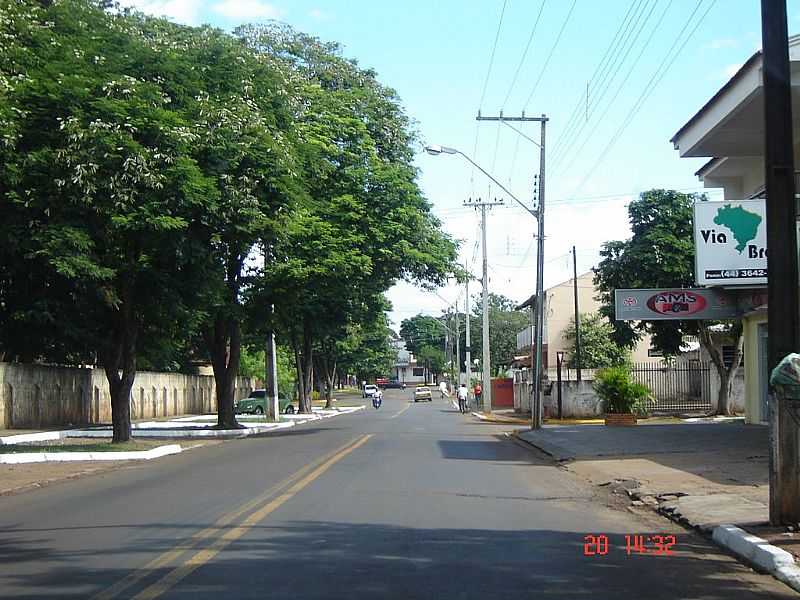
614;288;739;321
694;200;767;286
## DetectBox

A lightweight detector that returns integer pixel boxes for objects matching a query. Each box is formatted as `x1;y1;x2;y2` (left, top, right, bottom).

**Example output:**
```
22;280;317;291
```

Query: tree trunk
320;355;336;410
294;345;306;412
698;322;744;417
299;323;313;413
206;312;242;429
101;299;138;443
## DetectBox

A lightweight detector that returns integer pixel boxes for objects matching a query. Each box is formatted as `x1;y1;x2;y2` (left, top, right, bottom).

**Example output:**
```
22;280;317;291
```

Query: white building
670;36;800;423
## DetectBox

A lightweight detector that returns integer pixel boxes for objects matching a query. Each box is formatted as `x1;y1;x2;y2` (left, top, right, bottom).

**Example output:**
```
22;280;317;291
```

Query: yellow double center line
93;434;372;600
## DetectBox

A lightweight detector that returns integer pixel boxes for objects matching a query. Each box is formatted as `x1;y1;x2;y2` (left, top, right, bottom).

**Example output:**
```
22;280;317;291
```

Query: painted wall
0;363;254;429
743;311;769;424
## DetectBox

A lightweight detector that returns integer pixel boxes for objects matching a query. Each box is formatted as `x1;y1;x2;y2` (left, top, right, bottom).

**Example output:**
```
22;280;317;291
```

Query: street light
423;146;537;218
425;136;546;428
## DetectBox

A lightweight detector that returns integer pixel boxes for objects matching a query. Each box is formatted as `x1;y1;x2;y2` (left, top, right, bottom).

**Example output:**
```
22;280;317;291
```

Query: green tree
469;293;529;375
594;189;744;415
399;314;446;357
0;1;215;441
241;24;458;411
564;313;630;369
416;345;446;381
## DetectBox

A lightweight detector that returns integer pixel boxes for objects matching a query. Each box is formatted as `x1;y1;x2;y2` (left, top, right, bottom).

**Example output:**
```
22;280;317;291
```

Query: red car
375;377;389;387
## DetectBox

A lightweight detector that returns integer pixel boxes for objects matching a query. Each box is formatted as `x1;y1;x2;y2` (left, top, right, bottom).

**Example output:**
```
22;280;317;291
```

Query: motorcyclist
372;389;383;409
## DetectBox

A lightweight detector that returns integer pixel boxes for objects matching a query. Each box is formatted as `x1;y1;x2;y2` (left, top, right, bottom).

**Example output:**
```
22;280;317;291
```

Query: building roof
516;271;594;310
671;34;800;148
670;50;762;146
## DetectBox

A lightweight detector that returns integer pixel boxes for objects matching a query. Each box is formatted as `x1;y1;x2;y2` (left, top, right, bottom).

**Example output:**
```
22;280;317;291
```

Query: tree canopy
0;1;458;437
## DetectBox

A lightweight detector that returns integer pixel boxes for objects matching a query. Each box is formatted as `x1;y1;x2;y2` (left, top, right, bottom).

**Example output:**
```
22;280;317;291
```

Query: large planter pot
604;413;637;426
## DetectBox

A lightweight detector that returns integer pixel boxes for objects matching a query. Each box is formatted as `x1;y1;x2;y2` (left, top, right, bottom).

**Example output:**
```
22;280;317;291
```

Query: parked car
414;386;432;402
383;380;406;389
375;377;389;386
363;384;379;398
235;390;296;415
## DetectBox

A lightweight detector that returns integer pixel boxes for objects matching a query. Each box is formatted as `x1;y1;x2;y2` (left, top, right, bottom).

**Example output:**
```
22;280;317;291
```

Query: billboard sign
694;199;767;286
614;288;739;321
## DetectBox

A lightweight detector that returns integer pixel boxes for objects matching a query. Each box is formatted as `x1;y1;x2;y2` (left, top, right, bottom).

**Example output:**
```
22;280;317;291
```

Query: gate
630;361;711;413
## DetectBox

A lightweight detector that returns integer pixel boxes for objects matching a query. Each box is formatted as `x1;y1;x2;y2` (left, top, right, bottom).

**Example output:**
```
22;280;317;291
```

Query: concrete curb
712;524;800;592
0;405;366;444
0;444;183;464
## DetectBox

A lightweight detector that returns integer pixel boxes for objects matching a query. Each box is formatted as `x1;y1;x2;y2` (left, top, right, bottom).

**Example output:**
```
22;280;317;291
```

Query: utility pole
464;197;504;412
762;0;800;525
572;245;582;382
455;303;460;388
265;305;279;422
476;112;547;428
465;265;472;405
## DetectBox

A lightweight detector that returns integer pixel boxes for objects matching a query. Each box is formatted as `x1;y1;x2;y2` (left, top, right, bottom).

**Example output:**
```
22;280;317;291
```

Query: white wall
0;363;254;428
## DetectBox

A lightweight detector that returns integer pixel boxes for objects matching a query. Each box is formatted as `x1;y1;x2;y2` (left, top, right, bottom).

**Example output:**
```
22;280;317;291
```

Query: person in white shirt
457;383;468;414
438;380;448;400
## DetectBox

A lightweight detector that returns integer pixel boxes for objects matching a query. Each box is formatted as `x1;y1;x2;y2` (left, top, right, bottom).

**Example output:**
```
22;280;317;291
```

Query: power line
478;0;509;110
523;0;578;109
502;0;547;108
552;0;663;172
567;0;716;199
548;0;641;161
472;0;509;199
553;0;672;176
434;185;719;215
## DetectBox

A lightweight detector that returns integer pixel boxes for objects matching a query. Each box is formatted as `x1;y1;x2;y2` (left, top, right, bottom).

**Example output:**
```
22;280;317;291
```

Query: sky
122;0;800;331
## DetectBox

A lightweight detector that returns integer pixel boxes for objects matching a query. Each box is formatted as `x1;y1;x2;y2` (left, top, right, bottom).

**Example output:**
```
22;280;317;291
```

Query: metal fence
630;361;711;413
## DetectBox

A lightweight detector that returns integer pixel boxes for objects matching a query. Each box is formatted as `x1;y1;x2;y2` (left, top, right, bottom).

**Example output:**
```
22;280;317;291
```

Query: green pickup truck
235;389;296;415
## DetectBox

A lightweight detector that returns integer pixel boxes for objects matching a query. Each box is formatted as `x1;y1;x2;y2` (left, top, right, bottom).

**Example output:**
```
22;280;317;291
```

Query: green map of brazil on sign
713;204;762;253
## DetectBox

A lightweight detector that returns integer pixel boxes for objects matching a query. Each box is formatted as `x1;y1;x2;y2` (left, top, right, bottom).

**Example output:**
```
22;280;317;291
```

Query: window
412;367;424;377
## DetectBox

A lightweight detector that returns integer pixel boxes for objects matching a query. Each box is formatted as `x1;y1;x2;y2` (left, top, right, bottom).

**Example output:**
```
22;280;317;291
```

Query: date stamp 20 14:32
583;534;677;556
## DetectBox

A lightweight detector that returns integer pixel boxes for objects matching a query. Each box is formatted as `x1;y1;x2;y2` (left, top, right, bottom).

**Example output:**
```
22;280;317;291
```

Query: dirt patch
0;439;164;453
0;440;218;496
0;461;134;496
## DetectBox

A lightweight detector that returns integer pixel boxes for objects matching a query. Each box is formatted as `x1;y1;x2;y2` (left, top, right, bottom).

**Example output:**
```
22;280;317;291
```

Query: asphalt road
0;389;795;599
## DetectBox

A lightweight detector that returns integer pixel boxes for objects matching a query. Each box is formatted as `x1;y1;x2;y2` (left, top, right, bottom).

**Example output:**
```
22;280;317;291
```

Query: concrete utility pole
465;265;472;404
454;303;460;388
475;112;548;429
265;305;279;422
762;0;800;525
572;245;582;382
464;198;503;412
533;117;547;428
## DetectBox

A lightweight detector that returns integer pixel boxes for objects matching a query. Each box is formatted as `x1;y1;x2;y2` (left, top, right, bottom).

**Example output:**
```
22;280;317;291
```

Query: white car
363;384;379;398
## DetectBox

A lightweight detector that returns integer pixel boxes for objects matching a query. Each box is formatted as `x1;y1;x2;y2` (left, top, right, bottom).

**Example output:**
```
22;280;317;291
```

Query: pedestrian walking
457;383;468;414
438;380;449;400
473;382;482;410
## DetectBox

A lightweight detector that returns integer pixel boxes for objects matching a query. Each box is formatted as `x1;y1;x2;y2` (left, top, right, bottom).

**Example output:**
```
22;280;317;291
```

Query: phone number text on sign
583;534;677;556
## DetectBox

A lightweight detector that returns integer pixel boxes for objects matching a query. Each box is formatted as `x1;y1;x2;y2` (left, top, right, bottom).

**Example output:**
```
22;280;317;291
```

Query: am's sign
694;200;767;286
614;288;739;321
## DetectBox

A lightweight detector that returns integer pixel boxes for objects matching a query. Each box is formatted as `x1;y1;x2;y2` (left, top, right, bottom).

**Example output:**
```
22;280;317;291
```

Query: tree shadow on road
0;520;792;599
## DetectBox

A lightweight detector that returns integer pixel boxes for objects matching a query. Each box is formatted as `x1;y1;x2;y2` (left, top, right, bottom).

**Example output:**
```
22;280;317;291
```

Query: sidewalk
516;421;768;525
513;420;800;592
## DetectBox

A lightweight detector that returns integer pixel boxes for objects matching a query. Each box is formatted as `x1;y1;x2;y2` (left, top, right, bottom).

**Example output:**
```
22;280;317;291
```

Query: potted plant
593;366;650;426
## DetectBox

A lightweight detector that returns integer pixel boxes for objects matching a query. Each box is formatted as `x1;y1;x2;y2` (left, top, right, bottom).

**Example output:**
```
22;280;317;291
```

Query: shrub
593;366;650;415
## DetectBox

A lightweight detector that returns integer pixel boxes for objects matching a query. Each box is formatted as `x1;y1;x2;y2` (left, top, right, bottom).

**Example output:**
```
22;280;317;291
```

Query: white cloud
309;8;330;20
121;0;201;24
212;0;283;20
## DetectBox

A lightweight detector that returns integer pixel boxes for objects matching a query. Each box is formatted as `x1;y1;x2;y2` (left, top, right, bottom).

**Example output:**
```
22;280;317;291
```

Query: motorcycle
372;391;383;409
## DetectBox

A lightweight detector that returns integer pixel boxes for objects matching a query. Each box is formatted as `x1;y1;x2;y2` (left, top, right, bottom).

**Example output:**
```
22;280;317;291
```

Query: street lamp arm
425;145;538;219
